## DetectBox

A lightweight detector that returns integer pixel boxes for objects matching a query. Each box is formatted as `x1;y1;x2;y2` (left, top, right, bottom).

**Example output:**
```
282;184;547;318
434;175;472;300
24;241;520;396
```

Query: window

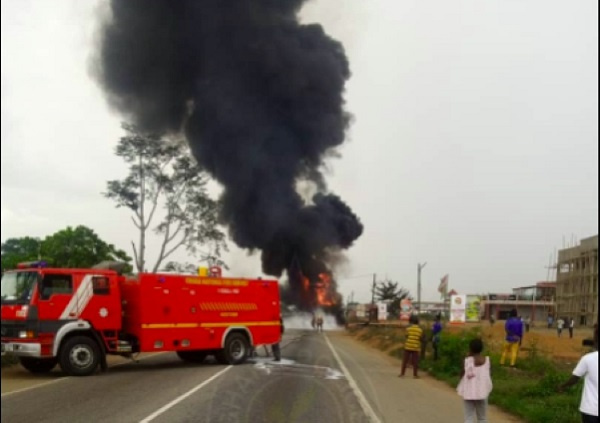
40;274;73;300
92;276;110;295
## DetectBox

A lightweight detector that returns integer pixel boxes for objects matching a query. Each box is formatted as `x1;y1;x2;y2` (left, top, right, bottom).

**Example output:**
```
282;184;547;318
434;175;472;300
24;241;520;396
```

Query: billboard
400;299;413;321
356;304;366;319
450;295;467;324
377;302;388;321
466;295;482;323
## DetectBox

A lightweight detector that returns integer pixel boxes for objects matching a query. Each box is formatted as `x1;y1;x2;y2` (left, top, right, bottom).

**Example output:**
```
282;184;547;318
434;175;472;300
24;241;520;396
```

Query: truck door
37;273;75;323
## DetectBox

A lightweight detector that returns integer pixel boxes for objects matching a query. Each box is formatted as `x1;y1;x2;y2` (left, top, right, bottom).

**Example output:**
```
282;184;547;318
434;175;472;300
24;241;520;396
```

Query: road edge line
139;366;233;423
324;334;382;423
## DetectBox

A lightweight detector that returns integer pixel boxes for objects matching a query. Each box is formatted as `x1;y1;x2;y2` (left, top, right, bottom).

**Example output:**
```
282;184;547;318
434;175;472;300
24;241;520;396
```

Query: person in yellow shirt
400;314;424;378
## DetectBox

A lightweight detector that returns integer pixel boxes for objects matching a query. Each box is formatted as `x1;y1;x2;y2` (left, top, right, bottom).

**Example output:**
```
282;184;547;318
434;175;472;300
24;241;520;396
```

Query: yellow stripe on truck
141;321;281;329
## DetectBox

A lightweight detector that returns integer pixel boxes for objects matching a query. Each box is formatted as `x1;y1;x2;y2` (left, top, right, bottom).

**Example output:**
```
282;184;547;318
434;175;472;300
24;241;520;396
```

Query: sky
1;0;598;304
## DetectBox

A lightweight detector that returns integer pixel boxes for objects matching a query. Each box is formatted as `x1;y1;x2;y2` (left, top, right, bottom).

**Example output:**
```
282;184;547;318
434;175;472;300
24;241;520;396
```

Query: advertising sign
466;295;482;323
377;302;388;321
400;299;413;321
356;304;366;319
450;295;467;324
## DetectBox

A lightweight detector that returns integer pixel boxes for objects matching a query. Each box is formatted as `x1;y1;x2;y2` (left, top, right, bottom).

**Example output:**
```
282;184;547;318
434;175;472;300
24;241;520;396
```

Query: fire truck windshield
1;271;38;304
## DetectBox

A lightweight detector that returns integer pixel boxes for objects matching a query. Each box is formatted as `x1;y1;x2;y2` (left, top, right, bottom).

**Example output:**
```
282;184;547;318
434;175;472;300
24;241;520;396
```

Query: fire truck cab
1;262;282;376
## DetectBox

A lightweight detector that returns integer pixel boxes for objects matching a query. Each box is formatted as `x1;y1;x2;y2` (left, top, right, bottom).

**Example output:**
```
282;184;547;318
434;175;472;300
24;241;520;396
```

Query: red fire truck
1;262;282;376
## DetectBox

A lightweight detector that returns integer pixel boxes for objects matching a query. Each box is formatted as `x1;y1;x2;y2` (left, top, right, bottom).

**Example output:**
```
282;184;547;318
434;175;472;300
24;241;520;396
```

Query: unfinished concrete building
556;235;598;327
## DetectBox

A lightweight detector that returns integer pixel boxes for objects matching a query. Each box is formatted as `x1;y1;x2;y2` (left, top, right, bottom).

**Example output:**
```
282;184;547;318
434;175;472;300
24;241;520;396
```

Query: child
457;339;493;423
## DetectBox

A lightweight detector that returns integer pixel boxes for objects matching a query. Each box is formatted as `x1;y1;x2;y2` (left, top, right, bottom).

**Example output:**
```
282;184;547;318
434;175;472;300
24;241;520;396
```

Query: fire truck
0;262;282;376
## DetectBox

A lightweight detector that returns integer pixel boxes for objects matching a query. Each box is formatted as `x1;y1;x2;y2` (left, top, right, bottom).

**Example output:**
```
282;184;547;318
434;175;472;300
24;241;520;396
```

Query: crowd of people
398;310;598;423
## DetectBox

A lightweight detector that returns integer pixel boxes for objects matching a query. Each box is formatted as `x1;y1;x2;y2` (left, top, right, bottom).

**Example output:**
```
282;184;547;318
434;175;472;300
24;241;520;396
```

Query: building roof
513;281;556;290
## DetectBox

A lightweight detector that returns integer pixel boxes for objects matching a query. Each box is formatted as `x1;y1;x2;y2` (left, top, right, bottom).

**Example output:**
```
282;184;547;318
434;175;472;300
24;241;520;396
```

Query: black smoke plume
96;1;363;309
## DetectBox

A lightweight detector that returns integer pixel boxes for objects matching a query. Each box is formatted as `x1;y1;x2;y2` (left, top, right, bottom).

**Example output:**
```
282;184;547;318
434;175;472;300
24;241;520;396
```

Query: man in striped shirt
400;315;424;378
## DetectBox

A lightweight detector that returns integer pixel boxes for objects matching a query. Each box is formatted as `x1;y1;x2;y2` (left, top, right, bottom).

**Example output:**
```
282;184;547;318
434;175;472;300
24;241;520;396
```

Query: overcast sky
1;0;598;304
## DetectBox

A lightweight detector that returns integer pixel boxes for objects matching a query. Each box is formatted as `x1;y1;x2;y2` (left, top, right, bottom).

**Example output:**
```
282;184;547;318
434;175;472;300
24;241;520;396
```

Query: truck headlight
18;331;35;339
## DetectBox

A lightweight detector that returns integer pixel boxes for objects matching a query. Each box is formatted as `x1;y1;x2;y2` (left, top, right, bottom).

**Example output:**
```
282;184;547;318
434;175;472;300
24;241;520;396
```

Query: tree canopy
105;124;226;273
1;226;131;272
375;280;412;319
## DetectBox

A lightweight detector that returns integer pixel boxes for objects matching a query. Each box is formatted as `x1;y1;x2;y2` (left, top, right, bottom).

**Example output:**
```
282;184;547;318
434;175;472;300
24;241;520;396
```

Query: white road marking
1;352;166;398
324;334;383;423
139;366;233;423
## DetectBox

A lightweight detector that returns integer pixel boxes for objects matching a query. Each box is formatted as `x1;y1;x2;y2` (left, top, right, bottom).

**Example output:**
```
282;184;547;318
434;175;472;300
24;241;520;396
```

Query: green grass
352;326;584;423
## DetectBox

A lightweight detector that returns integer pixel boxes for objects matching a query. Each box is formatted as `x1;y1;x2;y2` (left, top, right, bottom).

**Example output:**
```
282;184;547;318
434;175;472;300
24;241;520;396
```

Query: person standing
271;317;285;362
432;315;443;361
548;315;554;330
570;318;576;339
399;315;423;378
457;339;493;423
501;309;523;368
558;318;565;338
558;326;598;423
316;315;324;333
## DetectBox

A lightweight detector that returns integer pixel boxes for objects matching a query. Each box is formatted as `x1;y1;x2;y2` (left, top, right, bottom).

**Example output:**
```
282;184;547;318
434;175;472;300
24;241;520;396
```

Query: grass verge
349;325;585;423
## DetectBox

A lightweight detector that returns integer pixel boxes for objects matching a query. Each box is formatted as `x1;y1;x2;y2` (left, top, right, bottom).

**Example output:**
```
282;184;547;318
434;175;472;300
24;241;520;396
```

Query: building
481;282;556;322
556;235;598;327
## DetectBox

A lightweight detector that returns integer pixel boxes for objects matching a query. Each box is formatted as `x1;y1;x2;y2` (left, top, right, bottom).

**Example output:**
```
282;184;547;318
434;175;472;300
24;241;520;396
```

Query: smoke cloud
95;0;363;308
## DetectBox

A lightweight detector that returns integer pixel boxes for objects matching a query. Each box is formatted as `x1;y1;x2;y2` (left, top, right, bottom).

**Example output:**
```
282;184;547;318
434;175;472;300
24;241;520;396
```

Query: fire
299;272;338;309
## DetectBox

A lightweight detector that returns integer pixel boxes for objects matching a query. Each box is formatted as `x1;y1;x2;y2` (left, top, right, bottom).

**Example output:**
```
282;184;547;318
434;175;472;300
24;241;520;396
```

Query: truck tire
19;357;57;374
176;351;208;363
217;333;250;365
59;336;101;376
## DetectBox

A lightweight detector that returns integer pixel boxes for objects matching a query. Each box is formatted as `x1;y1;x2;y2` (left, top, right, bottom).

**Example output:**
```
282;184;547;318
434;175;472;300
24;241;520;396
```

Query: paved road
1;330;520;423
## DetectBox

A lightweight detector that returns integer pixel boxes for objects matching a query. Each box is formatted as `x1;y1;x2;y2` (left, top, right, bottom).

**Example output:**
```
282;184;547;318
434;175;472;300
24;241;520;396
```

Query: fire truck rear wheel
220;333;250;365
19;357;57;374
59;336;101;376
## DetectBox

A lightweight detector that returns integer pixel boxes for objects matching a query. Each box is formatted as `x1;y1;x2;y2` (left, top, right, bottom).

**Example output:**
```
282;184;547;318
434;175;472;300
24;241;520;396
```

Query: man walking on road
400;314;423;378
569;318;576;339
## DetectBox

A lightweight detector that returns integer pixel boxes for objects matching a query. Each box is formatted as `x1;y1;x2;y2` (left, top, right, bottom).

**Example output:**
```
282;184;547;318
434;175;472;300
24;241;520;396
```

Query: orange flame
300;273;337;308
316;273;335;307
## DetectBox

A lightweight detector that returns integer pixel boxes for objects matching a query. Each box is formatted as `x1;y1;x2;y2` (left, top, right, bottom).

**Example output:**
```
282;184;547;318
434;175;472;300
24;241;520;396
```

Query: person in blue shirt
500;309;523;367
432;314;443;361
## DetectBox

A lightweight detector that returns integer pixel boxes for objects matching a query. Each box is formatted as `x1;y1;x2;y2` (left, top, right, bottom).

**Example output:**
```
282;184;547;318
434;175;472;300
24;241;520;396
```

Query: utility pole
417;262;427;314
371;273;377;305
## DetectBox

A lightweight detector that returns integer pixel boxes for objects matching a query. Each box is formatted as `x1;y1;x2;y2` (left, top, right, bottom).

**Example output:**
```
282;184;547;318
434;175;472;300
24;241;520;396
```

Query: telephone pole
417;262;427;314
371;273;377;305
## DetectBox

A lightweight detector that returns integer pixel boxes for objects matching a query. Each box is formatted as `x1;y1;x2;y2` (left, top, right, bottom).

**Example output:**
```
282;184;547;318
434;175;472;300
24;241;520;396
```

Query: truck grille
0;321;27;338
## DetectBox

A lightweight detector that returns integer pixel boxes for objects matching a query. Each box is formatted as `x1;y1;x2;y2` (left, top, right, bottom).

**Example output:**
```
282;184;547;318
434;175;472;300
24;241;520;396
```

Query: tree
41;226;131;269
375;279;411;319
1;227;131;272
105;124;226;273
1;237;42;272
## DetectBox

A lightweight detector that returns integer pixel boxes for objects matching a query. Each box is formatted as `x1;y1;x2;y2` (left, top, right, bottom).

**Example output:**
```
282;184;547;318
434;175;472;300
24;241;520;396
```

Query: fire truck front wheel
59;336;101;376
218;333;250;365
19;357;57;374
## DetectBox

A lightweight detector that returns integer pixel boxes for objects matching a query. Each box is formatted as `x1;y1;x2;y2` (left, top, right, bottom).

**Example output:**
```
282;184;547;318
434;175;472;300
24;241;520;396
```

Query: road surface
1;330;520;422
